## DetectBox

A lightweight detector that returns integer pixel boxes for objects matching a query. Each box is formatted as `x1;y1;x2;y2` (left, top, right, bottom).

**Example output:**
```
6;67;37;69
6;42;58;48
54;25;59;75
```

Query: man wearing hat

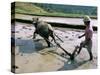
76;15;93;61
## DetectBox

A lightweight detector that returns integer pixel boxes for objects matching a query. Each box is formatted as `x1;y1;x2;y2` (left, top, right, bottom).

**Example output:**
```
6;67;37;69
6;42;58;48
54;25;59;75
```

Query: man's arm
78;33;85;38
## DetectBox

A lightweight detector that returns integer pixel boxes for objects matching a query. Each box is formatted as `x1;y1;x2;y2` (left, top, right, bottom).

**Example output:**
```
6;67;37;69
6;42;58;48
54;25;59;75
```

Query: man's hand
78;36;81;38
78;33;85;39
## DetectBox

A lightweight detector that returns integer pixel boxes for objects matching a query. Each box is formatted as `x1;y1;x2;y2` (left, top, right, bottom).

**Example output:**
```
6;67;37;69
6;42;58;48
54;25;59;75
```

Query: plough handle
54;33;63;43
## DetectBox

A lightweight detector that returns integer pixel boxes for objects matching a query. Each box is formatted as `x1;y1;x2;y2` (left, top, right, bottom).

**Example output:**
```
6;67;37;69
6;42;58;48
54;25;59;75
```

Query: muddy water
12;22;97;73
13;22;97;56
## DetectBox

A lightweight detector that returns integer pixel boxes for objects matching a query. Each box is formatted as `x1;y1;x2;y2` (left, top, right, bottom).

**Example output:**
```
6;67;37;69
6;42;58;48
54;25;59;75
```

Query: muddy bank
11;18;97;31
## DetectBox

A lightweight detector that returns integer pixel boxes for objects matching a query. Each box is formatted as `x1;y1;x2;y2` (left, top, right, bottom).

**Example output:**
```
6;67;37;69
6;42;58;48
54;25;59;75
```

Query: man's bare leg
87;42;93;61
77;42;85;54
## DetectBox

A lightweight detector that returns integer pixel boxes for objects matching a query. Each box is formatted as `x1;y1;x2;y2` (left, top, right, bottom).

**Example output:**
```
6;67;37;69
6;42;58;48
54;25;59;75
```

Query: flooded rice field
11;22;97;73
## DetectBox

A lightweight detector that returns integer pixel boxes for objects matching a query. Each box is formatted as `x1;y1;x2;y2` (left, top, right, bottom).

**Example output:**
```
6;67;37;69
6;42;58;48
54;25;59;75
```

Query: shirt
85;25;93;40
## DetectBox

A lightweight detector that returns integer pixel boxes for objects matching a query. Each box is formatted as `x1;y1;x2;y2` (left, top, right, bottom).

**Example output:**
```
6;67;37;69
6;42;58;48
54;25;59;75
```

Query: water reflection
15;39;46;53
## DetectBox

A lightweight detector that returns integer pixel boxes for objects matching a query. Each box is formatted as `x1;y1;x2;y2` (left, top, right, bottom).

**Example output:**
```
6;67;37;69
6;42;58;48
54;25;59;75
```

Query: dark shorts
81;40;92;51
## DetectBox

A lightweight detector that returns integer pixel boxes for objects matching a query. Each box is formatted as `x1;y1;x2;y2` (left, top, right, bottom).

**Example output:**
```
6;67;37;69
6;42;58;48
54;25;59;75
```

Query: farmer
71;15;93;61
77;15;93;61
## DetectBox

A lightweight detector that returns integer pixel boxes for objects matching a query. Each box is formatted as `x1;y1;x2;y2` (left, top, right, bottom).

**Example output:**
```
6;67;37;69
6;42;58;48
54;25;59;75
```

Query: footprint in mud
29;28;32;30
65;36;68;38
22;26;27;29
69;38;74;41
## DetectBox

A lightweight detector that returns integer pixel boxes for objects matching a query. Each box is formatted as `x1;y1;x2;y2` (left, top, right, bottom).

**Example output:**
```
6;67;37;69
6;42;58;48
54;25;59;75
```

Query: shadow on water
47;51;88;70
15;38;89;70
58;59;88;70
44;50;89;70
15;39;47;53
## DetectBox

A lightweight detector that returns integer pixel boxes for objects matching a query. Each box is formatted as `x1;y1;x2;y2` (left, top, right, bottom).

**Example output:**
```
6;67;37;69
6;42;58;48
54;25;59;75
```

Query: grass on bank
12;2;97;19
